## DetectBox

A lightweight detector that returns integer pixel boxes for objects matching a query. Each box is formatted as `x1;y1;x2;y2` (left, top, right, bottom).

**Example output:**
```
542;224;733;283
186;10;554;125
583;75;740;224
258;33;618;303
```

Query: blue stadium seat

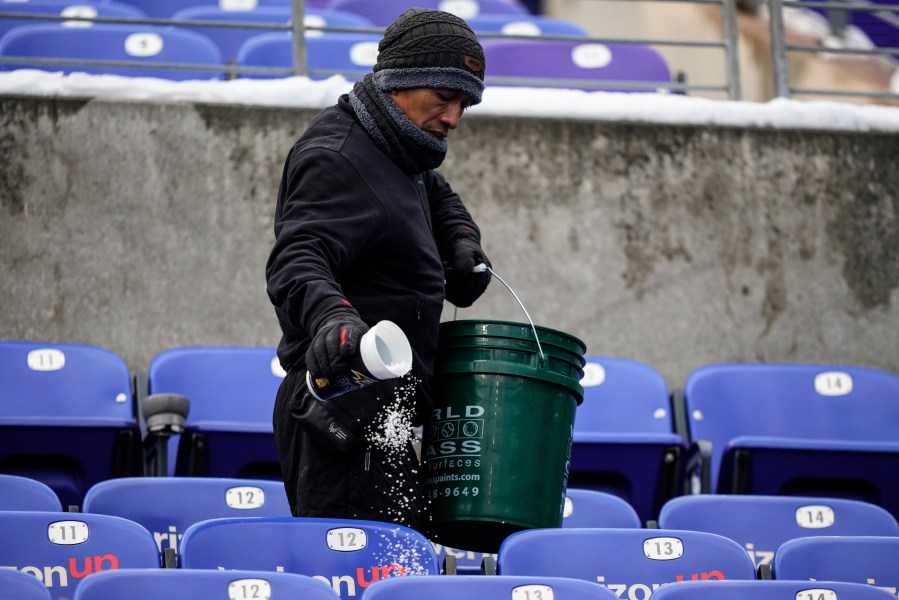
496;528;758;590
569;357;684;524
0;23;224;80
325;0;529;27
0;0;146;42
658;494;899;571
179;516;442;598
437;488;642;575
680;363;899;520
773;535;899;588
72;568;339;600
81;477;291;562
465;14;588;37
0;474;63;512
171;5;374;65
119;0;330;18
0;341;142;509
0;511;161;600
0;568;53;600
652;579;899;600
144;346;285;478
236;30;380;79
480;38;673;92
364;574;621;599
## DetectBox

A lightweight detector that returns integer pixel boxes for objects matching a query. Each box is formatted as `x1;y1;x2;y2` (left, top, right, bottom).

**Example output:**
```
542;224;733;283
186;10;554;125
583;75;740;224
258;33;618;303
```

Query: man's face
389;87;472;141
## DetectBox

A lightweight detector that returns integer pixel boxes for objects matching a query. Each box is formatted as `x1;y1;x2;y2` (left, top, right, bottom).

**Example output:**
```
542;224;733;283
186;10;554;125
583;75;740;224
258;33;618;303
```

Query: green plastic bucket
421;319;586;553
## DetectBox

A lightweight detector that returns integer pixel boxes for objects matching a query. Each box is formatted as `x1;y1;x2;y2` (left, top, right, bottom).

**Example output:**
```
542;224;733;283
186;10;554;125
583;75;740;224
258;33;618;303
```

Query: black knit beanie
372;8;486;105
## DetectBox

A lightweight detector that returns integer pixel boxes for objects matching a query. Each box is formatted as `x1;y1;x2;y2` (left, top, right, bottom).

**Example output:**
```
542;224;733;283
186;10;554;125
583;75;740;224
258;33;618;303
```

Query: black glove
445;237;492;308
305;313;369;383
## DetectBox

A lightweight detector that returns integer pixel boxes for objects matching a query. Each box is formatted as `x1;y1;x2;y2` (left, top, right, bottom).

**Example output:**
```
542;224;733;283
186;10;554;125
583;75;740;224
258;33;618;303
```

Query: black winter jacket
265;96;483;417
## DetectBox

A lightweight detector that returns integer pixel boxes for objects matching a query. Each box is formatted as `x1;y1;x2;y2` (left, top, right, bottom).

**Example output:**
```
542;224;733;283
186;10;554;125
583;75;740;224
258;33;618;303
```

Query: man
265;8;492;531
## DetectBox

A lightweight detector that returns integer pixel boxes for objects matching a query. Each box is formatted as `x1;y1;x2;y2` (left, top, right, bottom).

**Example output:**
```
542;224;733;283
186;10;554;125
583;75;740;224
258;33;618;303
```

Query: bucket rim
439;319;587;353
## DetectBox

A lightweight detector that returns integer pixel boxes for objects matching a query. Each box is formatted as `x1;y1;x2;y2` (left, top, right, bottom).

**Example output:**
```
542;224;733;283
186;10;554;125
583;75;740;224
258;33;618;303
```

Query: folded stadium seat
0;568;53;600
72;568;339;600
480;38;673;92
0;474;63;512
0;0;147;42
495;528;758;590
142;346;285;478
179;516;442;598
658;494;899;574
364;574;620;599
0;341;142;510
0;23;225;80
465;14;588;37
236;30;380;79
568;357;685;525
170;5;374;67
0;511;162;600
652;579;899;600
773;535;899;588
325;0;528;27
678;363;899;521
438;488;643;575
81;477;291;563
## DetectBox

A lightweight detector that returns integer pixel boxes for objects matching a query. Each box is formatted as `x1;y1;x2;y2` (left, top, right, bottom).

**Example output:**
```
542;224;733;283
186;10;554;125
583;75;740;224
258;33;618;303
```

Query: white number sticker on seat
563;495;574;518
349;42;379;67
60;6;98;28
48;521;89;545
580;362;605;387
226;486;266;509
439;0;479;19
814;372;853;396
501;21;541;36
124;33;164;57
229;579;271;600
27;349;66;371
513;584;555;600
327;527;367;551
220;0;258;11
643;537;684;560
796;589;838;600
571;44;612;69
795;505;835;529
270;356;286;378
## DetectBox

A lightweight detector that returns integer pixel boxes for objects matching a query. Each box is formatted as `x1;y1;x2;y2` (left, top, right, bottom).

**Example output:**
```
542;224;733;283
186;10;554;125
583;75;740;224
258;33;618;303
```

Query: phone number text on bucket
427;486;480;499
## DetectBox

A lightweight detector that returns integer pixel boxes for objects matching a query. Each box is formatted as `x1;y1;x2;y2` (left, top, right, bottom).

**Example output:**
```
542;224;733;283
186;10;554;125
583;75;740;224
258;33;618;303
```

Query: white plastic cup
306;320;412;401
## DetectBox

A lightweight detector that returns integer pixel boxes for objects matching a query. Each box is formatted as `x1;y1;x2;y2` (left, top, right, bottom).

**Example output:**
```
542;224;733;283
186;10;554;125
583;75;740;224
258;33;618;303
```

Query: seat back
466;14;588;37
480;38;671;92
146;346;284;477
658;494;899;570
0;23;224;79
773;535;899;587
682;363;899;509
81;477;291;561
0;511;161;600
652;579;899;600
364;574;621;599
236;30;380;79
0;474;63;512
0;568;53;600
0;341;141;508
72;568;339;599
180;516;440;599
0;0;146;41
326;0;528;27
498;528;757;594
569;357;684;523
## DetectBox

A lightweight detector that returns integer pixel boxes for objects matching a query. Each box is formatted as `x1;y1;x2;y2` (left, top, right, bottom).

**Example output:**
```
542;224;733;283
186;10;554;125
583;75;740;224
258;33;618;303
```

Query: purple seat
481;38;672;92
325;0;529;27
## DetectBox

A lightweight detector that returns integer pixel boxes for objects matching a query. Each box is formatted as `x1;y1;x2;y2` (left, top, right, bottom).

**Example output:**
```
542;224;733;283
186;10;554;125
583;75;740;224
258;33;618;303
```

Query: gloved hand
305;313;369;383
445;237;492;308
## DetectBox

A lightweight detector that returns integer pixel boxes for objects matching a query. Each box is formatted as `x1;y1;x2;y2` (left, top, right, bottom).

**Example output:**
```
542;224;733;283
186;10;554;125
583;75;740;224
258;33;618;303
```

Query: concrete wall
2;95;898;388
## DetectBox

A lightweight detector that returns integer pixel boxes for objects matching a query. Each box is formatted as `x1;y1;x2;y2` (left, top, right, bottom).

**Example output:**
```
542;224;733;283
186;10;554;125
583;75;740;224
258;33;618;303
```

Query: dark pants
273;368;423;530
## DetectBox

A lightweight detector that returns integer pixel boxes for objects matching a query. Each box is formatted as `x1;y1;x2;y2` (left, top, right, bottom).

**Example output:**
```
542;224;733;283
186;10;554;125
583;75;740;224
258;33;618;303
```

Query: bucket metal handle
473;264;547;366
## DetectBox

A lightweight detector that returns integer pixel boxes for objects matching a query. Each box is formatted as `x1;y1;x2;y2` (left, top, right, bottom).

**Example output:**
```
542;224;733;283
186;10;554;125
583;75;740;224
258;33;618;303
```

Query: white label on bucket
326;527;367;551
228;580;271;600
513;585;554;600
643;537;684;560
580;362;605;387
